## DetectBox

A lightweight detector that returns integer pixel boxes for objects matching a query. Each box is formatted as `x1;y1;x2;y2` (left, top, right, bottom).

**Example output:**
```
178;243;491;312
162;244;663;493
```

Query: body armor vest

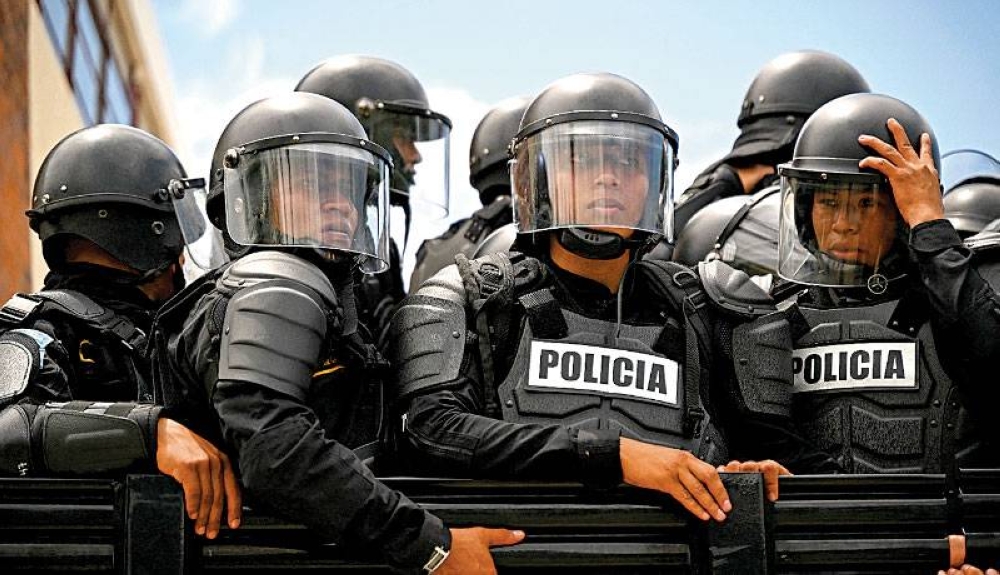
496;289;726;464
793;295;990;473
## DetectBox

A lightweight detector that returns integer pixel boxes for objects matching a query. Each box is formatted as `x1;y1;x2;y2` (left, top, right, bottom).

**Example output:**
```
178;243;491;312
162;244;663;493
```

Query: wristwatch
422;545;450;574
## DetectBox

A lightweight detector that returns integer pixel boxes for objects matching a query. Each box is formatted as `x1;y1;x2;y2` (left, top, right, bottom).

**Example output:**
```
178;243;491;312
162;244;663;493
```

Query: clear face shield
941;149;1000;194
777;167;905;292
510;120;675;241
168;177;228;278
366;102;452;218
222;133;392;274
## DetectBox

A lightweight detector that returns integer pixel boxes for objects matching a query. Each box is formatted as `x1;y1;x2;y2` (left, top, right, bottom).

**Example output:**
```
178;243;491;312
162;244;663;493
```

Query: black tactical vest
495;286;726;465
792;296;990;473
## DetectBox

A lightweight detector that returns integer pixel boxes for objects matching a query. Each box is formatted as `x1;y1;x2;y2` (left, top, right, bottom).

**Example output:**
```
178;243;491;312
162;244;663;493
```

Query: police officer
390;73;839;523
0;124;240;539
774;93;999;473
409;97;529;290
940;149;1000;238
153;93;522;575
674;50;870;232
295;55;453;344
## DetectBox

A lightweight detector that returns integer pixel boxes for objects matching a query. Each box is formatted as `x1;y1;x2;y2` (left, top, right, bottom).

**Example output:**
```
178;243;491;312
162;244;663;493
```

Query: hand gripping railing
0;471;997;574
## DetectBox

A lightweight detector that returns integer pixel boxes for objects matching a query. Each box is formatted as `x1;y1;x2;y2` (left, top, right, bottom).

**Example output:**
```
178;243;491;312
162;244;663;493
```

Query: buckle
0;294;43;325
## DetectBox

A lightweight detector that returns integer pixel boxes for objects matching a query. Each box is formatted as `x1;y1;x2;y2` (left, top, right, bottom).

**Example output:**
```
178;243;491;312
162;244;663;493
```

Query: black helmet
727;50;870;164
673;187;781;277
510;72;679;259
209;92;393;273
777;93;939;292
29;124;190;274
296;55;452;216
940;149;1000;236
469;96;529;205
944;182;1000;237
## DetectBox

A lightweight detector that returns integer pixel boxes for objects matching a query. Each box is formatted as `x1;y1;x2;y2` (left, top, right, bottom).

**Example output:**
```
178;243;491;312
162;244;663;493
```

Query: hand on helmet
858;118;943;228
620;437;731;522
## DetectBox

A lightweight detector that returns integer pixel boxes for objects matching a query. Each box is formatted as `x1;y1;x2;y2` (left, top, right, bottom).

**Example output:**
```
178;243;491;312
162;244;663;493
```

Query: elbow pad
0;401;159;476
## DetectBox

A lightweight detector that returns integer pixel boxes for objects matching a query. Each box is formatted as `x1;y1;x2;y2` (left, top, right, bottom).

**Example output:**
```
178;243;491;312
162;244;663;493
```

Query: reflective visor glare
172;184;226;270
370;111;451;217
941;149;1000;193
223;142;390;273
511;121;671;237
778;176;898;287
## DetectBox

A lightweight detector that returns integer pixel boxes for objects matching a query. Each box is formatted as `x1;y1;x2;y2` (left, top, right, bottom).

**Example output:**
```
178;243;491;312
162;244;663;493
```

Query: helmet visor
778;175;903;288
224;140;391;274
170;178;228;272
716;187;781;276
941;149;1000;194
368;106;451;218
510;121;673;239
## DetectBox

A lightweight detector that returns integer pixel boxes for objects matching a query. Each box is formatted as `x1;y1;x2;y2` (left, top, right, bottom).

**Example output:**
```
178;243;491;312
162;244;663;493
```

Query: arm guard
0;401;160;476
388;266;469;401
218;252;339;402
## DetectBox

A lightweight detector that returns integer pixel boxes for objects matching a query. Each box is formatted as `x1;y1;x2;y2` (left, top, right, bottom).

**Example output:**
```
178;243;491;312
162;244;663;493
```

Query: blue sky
152;0;1000;283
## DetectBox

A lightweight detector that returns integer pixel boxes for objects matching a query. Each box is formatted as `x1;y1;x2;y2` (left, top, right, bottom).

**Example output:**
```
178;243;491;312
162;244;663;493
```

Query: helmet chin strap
557;228;649;260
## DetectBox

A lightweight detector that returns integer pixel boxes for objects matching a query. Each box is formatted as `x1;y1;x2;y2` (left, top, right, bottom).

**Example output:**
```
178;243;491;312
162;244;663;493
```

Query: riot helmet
940;150;1000;237
28;124;215;277
208;93;392;274
295;55;452;218
777;93;940;292
469;96;530;206
672;187;781;277
727;50;870;165
510;72;678;259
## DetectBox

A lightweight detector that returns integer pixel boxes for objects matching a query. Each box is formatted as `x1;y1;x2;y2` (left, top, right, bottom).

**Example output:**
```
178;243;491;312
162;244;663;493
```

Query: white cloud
179;0;240;36
173;35;291;179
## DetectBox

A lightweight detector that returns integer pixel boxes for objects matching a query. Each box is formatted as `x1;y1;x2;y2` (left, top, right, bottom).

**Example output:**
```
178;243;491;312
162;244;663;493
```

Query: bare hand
858;118;943;227
620;437;731;522
156;418;242;538
717;459;791;502
435;527;525;575
940;566;999;575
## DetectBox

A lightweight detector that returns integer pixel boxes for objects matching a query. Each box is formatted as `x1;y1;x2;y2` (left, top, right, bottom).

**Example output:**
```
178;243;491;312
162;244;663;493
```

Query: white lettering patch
528;341;679;406
792;342;918;393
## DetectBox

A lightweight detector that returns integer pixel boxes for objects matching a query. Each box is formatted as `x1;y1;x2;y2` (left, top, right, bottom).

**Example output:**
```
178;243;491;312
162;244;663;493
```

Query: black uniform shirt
160;268;448;574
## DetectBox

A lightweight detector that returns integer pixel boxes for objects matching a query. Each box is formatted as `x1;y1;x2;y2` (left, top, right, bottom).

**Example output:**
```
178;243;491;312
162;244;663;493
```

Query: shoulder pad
31;290;105;322
412;264;467;306
220;251;337;308
219;279;331;402
0;331;42;404
965;231;1000;255
388;291;468;401
698;260;776;317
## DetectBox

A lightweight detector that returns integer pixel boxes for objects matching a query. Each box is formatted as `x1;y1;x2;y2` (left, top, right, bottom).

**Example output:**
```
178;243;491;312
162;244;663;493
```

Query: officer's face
270;164;360;248
392;128;422;177
811;188;898;267
553;140;649;236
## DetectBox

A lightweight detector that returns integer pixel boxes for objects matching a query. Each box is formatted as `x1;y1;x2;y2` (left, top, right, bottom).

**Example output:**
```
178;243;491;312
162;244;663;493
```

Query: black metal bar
124;474;190;575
